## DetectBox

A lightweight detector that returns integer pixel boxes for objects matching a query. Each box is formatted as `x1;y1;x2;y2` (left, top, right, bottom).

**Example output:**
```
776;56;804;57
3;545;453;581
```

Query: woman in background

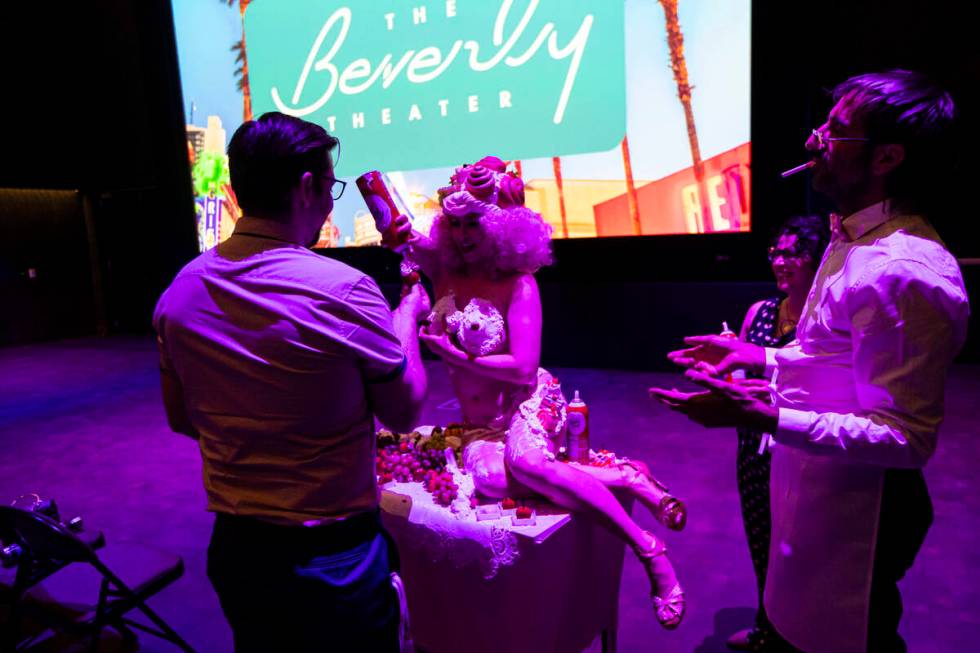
727;215;829;652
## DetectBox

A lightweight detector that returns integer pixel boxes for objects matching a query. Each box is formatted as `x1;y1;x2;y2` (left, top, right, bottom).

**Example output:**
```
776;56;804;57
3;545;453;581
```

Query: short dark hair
227;112;339;217
833;70;956;214
773;214;830;263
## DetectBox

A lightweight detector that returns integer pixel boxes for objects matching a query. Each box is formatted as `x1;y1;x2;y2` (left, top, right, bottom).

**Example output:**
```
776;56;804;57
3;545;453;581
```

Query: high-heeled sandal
634;531;686;630
621;460;688;532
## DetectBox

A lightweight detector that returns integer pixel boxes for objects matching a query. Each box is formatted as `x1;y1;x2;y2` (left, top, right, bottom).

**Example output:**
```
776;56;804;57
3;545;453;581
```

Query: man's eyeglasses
323;176;347;201
810;128;871;150
767;246;806;263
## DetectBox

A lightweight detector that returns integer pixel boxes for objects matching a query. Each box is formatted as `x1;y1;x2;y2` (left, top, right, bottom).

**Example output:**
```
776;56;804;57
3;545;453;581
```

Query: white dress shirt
762;201;969;652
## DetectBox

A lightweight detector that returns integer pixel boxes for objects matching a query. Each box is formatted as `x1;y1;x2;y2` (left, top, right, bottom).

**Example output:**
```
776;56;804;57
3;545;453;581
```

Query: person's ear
872;143;905;177
298;171;315;208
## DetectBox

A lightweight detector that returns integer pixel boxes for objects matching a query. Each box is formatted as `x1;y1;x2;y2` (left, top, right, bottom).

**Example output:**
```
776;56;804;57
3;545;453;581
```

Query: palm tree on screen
657;0;709;232
621;136;642;234
552;156;569;238
223;0;253;122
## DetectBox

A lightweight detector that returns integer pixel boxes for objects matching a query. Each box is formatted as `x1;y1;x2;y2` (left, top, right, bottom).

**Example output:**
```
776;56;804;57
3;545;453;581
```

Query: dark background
1;0;976;367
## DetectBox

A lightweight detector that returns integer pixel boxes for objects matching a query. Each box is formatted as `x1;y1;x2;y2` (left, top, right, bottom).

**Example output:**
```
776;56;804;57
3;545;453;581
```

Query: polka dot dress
736;298;799;651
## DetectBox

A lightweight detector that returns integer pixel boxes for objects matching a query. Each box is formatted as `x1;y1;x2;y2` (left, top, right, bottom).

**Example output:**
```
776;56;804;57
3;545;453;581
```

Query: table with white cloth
380;479;633;653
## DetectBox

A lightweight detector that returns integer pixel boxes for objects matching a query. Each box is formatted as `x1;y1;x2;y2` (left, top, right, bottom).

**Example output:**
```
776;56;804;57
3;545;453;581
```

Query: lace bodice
429;292;507;357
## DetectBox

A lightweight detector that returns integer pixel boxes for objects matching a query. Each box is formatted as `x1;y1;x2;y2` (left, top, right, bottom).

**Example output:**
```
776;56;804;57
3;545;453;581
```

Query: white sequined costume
439;297;569;497
462;371;568;498
504;369;567;465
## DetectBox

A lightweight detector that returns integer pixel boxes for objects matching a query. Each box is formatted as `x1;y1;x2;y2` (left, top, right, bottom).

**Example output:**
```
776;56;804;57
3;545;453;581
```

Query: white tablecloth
381;488;632;653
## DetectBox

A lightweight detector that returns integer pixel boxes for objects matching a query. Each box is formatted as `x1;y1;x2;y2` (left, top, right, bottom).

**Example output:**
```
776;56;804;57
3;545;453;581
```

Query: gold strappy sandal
622;460;688;532
634;531;686;630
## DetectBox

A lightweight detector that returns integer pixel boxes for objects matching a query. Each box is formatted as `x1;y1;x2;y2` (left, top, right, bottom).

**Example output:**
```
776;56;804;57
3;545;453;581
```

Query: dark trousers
207;511;400;653
867;468;933;653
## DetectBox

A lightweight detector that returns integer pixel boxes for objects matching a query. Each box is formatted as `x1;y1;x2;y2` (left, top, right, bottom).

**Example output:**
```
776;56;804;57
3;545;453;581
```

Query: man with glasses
653;70;969;652
154;112;428;651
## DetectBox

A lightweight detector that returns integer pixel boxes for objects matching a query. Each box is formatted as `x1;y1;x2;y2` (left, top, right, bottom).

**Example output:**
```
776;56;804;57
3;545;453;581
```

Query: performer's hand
418;327;460;359
381;214;413;249
397;283;431;321
649;370;777;431
667;335;766;377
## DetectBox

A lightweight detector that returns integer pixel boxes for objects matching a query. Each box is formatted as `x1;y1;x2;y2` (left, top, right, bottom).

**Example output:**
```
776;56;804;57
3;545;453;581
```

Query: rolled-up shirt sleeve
343;276;406;383
152;294;175;375
764;347;779;378
774;260;969;467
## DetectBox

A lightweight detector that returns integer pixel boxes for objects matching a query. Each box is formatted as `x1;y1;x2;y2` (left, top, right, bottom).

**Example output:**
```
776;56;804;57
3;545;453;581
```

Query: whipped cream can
356;170;414;236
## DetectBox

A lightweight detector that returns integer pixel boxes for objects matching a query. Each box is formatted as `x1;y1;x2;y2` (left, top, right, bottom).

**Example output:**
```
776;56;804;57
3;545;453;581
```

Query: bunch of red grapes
377;440;459;506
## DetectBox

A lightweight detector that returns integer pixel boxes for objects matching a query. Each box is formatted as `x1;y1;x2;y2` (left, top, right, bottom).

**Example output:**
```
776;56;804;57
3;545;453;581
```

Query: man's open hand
650;370;778;431
666;335;767;377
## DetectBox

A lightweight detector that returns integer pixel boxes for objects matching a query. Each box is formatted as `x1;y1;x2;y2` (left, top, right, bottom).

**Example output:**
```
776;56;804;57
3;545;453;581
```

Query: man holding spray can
154;112;429;652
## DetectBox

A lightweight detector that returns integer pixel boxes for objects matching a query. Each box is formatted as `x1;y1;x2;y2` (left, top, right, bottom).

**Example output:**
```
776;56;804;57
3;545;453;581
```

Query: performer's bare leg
506;450;686;628
567;460;687;531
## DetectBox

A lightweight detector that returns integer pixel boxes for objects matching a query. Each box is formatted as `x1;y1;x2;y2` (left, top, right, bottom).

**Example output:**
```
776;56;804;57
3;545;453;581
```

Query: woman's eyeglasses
767;246;809;263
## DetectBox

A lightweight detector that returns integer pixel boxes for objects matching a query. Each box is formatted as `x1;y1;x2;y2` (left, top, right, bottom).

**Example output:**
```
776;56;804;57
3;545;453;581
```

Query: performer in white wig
384;156;687;628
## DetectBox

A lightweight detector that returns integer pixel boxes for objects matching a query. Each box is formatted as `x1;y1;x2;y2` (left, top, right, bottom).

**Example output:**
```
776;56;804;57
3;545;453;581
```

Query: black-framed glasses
767;246;806;263
323;176;347;200
323;137;345;200
810;128;871;150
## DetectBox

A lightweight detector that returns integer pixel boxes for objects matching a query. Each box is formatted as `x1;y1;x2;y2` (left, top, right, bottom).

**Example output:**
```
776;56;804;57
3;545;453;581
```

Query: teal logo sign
245;0;626;173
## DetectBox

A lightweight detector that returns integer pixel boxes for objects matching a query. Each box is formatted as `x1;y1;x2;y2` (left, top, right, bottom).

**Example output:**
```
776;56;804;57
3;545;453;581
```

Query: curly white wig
432;191;553;276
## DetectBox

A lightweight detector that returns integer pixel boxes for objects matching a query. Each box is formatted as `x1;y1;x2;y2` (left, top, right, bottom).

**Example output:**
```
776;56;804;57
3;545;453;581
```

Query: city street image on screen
173;0;751;251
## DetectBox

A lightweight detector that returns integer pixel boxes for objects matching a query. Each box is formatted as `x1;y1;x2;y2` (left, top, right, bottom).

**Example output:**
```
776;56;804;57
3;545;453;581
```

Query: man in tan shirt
154;112;429;651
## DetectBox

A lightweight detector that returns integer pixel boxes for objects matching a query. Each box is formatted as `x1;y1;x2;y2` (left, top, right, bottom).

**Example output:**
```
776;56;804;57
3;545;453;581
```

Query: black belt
213;510;383;556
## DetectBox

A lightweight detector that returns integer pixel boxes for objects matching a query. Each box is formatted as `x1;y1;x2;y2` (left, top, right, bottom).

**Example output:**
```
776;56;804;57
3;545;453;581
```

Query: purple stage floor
2;337;978;652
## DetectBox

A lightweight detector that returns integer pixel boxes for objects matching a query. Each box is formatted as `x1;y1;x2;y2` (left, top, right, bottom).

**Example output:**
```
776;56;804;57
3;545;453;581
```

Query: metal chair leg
89;577;110;653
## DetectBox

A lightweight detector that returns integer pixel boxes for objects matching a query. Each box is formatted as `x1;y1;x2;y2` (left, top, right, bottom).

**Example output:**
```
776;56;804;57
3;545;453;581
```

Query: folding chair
0;506;194;652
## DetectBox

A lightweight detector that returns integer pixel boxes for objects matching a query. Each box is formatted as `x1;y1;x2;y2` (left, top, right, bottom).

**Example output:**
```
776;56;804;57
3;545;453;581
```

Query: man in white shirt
652;70;969;652
154;113;429;651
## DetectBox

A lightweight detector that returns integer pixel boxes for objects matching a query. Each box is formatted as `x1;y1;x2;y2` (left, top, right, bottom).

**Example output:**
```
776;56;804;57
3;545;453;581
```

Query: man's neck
235;215;308;246
837;187;888;218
